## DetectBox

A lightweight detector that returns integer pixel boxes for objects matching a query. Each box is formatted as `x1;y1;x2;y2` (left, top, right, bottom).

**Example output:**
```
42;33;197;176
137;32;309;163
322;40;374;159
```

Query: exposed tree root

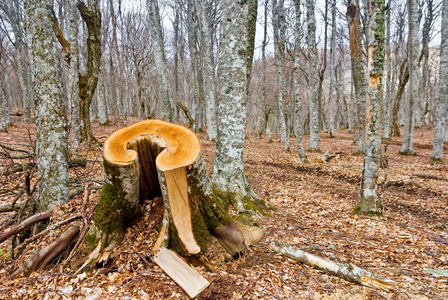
0;210;52;244
12;223;80;278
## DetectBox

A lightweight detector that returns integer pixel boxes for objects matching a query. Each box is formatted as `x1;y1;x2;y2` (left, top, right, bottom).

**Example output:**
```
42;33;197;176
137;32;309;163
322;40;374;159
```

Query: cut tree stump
85;120;263;295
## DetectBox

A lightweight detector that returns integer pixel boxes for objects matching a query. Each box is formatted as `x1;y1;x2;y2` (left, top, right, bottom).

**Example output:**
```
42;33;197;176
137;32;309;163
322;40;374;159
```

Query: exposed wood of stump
86;120;263;265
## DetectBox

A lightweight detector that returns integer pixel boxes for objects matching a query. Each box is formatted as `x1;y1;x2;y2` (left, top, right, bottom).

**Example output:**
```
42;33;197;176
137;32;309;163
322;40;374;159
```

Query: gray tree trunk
259;0;268;136
400;0;419;155
328;0;337;138
356;0;385;215
27;0;69;211
273;0;289;151
187;0;202;131
213;0;262;212
97;76;109;125
147;0;172;121
196;0;217;141
0;75;9;131
68;0;81;151
294;0;307;162
431;0;448;164
306;0;320;151
347;0;367;154
383;0;392;139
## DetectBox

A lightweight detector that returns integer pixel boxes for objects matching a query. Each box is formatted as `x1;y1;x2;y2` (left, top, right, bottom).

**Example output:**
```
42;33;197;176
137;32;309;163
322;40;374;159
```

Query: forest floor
0;117;447;299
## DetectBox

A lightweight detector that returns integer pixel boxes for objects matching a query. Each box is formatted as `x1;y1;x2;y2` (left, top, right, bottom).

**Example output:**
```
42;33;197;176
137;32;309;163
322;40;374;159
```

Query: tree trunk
87;120;263;262
68;0;81;151
27;0;69;211
213;0;264;212
347;0;367;154
78;0;101;143
259;0;268;136
186;0;202;132
97;76;109;125
0;75;10;131
273;0;289;151
328;0;337;138
431;0;448;164
383;0;392;139
306;0;320;151
147;0;172;121
294;0;307;162
391;59;409;136
400;0;419;155
356;0;385;215
196;0;217;141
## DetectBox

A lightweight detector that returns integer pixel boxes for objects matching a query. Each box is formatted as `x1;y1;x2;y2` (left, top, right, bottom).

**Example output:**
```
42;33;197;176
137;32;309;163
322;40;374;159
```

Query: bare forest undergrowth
0;117;447;299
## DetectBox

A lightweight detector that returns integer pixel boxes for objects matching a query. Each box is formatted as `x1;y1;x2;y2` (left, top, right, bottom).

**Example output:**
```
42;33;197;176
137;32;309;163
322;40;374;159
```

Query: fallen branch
0;210;53;244
1;163;35;176
412;174;448;182
0;142;34;156
13;223;80;278
14;215;82;254
271;242;396;290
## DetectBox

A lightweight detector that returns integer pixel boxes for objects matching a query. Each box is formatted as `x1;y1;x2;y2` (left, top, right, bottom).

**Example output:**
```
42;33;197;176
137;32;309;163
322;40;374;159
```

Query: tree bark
78;0;101;143
431;0;448;164
0;74;9;131
347;0;368;154
356;0;385;215
400;0;419;155
328;0;337;138
306;0;320;151
196;0;217;141
68;0;81;151
147;0;172;121
273;0;289;152
294;0;307;162
213;0;264;212
27;0;69;211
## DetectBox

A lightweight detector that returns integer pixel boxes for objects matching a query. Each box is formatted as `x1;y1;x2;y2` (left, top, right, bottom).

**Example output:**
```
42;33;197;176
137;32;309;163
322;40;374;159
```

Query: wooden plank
153;247;209;298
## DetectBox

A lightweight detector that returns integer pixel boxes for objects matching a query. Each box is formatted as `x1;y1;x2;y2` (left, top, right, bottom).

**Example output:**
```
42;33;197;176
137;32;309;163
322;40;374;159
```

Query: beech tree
356;0;385;215
306;0;320;151
0;74;9;131
273;0;290;152
400;0;419;155
347;0;367;154
431;0;448;164
294;0;307;162
147;0;172;121
213;0;263;211
27;0;69;211
196;0;218;140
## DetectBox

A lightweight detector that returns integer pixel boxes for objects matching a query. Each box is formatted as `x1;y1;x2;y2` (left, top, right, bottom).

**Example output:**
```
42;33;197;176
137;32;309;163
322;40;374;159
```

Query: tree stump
86;120;263;263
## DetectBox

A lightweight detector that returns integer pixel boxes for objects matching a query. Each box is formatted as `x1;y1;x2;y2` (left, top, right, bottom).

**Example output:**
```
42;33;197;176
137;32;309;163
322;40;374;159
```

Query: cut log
271;242;396;290
87;119;263;261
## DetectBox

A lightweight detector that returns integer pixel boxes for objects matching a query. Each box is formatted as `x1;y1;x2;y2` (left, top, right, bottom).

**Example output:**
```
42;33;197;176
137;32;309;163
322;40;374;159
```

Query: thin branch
0;210;52;244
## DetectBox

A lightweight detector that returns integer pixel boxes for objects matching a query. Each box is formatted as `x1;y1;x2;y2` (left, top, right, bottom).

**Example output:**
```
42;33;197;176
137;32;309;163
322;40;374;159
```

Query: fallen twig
412;173;448;181
271;242;396;291
0;210;53;244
